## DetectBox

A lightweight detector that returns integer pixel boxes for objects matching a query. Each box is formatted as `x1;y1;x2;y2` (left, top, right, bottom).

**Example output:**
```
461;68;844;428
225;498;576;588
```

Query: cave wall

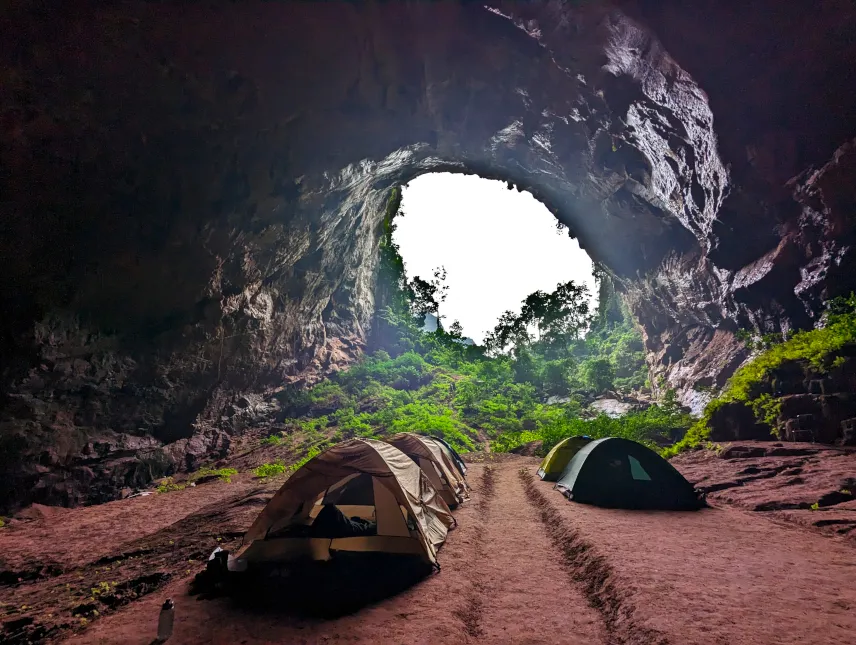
1;0;854;510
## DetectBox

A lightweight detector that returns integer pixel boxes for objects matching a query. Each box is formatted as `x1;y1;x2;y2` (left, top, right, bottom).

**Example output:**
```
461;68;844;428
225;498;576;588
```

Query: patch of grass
189;467;238;483
253;462;287;478
156;477;185;494
288;445;325;472
261;434;283;446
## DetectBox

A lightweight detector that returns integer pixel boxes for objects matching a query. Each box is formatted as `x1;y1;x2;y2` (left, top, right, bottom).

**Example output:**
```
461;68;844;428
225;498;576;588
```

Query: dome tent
424;435;467;477
237;439;454;568
537;435;592;481
419;436;469;498
555;437;701;510
388;433;466;508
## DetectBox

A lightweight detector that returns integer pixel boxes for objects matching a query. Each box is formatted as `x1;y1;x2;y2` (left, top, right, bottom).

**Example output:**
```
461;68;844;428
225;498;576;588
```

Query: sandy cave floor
2;454;856;644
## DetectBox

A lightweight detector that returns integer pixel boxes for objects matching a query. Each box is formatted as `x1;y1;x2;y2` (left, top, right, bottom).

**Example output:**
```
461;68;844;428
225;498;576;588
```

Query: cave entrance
394;173;596;345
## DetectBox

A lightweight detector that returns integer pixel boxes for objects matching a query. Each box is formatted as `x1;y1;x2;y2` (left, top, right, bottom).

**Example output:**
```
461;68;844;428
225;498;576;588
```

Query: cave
2;0;855;511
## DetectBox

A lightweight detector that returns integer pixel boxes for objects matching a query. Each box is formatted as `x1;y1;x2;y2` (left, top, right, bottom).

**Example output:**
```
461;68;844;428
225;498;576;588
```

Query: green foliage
261;434;283;446
156;477;185;494
90;581;115;597
810;502;820;511
270;190;675;463
579;283;647;392
490;430;542;453
478;272;648;401
0;517;6;529
484;280;593;355
493;402;693;457
579;357;615;393
289;445;324;471
189;467;238;483
253;462;287;478
665;295;856;457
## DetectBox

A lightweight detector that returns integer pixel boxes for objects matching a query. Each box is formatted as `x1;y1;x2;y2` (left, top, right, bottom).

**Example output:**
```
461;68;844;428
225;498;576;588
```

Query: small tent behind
237;439;455;568
555;437;701;510
420;436;469;500
537;435;592;481
388;433;465;508
425;435;467;477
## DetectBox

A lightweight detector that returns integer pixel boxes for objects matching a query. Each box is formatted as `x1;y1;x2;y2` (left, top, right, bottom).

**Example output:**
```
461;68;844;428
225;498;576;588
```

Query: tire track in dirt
451;463;495;638
519;468;669;645
475;463;605;644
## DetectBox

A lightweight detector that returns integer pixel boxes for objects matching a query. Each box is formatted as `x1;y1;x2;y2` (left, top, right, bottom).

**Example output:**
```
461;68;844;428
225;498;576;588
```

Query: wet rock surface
1;1;855;509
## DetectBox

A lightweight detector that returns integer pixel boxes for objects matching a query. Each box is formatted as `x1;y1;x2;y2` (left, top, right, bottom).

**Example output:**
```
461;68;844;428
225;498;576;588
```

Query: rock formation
1;0;854;510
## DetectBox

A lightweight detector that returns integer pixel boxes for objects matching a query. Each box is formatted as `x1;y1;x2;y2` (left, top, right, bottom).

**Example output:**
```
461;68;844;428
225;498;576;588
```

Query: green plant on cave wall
664;293;856;457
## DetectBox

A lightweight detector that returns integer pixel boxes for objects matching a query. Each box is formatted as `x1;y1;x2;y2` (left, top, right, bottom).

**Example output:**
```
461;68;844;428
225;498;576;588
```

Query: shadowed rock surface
1;0;855;510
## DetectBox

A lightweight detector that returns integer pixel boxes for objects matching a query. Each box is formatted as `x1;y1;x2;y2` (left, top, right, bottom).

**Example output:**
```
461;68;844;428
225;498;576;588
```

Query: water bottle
156;598;174;642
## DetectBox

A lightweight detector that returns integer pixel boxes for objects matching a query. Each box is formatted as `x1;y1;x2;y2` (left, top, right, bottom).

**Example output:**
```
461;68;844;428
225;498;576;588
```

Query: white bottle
156;598;174;643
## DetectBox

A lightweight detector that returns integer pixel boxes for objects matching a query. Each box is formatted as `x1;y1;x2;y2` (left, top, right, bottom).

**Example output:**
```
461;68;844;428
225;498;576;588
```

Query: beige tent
388;433;466;508
237;439;455;567
421;436;469;500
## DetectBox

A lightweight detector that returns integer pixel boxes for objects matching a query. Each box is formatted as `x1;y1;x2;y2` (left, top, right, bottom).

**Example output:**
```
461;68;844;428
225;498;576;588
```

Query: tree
484;280;592;355
484;309;530;354
541;358;576;396
580;357;614;393
408;266;448;319
448;320;464;339
512;346;538;385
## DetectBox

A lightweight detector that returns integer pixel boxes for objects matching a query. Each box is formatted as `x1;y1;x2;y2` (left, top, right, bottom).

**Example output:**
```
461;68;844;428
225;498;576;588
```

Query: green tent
554;437;701;510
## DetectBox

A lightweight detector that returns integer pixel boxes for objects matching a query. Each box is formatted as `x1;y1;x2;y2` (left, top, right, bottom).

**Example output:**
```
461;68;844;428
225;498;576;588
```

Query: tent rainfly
424;435;467;477
388;433;466;508
236;439;455;567
537;435;592;481
555;437;701;510
420;436;469;498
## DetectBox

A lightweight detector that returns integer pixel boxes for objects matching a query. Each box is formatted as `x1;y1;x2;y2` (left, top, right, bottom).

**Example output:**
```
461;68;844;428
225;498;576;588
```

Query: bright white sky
394;173;596;344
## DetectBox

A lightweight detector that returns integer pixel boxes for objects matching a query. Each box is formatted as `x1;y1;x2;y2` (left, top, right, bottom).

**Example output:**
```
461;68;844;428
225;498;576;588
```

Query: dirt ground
3;455;856;644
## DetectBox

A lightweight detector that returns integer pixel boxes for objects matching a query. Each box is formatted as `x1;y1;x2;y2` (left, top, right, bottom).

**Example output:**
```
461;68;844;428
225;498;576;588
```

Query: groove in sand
519;468;669;645
453;464;495;638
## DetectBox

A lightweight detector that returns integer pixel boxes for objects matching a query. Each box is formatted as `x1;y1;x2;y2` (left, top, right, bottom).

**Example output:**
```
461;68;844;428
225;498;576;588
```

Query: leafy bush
539;405;691;453
254;462;287;478
261;434;283;446
156;477;186;494
492;402;693;456
289;445;324;472
580;358;615;393
664;295;856;457
490;430;542;453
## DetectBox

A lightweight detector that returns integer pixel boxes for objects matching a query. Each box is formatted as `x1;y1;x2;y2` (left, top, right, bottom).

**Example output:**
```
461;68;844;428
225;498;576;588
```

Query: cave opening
393;173;596;344
1;0;854;528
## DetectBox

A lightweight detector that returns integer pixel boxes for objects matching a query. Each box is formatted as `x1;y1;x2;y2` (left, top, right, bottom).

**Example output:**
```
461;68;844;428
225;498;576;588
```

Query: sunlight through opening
394;173;596;344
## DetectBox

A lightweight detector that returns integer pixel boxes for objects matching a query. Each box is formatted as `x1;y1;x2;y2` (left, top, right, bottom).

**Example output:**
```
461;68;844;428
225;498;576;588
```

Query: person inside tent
310;504;377;539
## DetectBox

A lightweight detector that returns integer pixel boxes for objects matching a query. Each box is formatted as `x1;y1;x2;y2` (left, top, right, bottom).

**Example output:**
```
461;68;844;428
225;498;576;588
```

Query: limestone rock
1;1;855;510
